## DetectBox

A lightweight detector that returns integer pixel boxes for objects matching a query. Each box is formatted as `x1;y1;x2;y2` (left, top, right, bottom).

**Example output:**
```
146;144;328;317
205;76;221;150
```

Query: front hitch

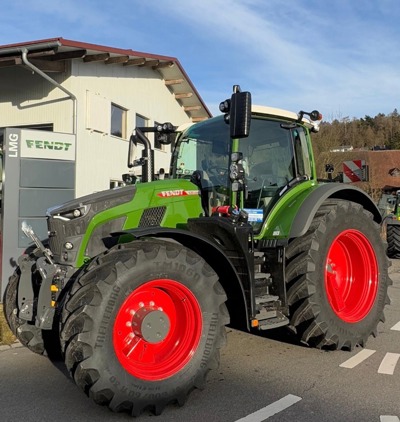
18;222;61;329
21;221;54;265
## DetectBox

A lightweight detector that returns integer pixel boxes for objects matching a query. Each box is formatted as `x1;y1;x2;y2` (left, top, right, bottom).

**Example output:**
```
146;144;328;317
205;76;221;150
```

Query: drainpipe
21;48;77;135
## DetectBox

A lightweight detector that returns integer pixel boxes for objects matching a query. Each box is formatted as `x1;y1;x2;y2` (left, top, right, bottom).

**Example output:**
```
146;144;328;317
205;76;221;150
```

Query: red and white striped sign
343;160;365;183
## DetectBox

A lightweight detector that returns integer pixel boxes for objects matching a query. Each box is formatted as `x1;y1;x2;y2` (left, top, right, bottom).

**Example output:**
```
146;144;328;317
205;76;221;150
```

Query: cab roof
177;105;320;133
252;105;318;130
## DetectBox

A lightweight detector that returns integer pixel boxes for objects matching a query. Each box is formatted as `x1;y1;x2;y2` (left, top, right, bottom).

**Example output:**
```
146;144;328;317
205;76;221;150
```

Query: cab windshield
172;115;312;229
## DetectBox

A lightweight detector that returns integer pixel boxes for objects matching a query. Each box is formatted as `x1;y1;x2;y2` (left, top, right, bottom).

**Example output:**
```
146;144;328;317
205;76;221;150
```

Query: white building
0;37;211;196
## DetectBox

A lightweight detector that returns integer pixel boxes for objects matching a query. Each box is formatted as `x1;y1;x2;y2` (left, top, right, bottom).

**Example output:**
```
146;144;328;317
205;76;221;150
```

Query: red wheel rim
325;229;378;323
113;279;202;381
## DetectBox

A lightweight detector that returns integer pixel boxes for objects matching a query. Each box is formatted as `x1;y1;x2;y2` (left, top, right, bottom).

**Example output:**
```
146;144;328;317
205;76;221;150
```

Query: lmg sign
8;133;19;157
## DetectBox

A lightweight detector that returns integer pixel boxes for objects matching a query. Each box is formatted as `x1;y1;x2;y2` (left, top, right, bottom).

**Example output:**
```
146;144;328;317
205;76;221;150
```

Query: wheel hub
132;308;170;343
325;229;378;323
113;279;203;381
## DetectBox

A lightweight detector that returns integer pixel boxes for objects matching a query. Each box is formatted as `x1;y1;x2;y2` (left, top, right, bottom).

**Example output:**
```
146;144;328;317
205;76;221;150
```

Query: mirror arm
135;128;153;182
127;128;153;182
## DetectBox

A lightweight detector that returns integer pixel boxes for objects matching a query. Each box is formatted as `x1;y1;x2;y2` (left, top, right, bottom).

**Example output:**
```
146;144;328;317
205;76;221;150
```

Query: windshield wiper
280;123;298;130
279;175;309;196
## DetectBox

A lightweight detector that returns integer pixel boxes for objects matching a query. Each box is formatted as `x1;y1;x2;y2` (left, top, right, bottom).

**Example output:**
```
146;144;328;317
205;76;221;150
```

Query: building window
135;114;148;131
110;179;125;189
111;104;127;138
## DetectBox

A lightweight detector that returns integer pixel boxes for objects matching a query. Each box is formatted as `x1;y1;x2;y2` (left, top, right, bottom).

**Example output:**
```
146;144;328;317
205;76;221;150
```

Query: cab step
255;294;278;306
255;295;289;330
257;312;289;330
254;273;272;296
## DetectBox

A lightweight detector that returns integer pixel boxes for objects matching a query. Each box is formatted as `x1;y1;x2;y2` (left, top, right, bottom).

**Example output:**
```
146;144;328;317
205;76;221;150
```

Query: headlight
53;205;89;221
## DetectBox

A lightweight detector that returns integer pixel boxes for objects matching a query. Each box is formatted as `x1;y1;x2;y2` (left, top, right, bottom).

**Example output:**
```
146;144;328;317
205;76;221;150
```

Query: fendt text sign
18;129;75;160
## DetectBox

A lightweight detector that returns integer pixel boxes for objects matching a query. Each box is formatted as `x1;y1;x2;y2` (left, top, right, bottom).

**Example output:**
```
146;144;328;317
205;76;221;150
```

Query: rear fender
114;226;250;330
290;183;382;238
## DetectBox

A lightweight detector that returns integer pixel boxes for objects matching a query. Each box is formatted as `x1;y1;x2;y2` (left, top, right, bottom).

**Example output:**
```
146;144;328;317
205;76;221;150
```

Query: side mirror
220;85;251;139
127;134;138;168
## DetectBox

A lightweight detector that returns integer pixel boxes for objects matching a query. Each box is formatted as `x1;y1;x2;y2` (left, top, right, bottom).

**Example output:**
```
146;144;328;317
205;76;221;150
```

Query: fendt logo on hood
25;139;73;151
157;190;199;198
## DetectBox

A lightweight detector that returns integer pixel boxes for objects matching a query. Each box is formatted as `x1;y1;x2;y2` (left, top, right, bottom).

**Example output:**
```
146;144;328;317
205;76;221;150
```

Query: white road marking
234;394;302;422
380;416;400;422
390;321;400;331
339;349;376;369
378;353;400;375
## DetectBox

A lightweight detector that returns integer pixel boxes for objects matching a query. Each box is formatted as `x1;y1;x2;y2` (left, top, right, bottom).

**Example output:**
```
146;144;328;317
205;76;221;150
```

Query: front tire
285;199;390;350
60;239;228;416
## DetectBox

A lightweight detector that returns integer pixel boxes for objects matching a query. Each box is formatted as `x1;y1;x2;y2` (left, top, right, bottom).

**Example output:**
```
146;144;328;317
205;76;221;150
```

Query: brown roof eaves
0;37;212;121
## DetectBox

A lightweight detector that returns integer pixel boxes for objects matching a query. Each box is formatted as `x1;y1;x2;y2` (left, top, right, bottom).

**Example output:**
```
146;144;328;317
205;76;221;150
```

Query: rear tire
387;224;400;258
285;199;390;350
60;239;228;416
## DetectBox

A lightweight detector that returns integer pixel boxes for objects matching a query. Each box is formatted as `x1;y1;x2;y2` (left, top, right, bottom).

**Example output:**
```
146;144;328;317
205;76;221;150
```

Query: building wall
70;60;190;196
0;65;73;131
0;60;191;197
318;150;400;202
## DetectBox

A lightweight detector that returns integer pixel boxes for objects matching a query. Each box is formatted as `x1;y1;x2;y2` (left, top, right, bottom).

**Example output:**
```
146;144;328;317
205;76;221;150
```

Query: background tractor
3;86;391;416
386;190;400;258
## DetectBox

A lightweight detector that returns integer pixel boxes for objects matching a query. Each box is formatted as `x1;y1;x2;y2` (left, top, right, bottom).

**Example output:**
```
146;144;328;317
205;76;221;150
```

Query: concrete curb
0;341;22;353
389;258;400;274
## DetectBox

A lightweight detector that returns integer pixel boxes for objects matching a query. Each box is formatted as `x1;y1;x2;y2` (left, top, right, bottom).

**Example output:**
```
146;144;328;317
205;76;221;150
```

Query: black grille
139;207;166;227
48;218;66;258
47;216;86;263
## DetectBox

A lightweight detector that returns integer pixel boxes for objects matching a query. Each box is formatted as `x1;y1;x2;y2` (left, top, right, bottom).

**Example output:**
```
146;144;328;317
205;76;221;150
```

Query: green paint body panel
76;179;203;266
256;180;318;240
75;177;321;267
254;124;320;240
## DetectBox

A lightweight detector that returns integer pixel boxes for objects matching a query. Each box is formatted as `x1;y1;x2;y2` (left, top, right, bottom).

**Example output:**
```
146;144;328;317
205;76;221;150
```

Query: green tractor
386;190;400;258
3;86;390;416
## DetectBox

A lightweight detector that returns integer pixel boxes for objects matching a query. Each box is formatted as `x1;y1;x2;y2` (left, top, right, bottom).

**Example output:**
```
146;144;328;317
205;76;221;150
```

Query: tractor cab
171;102;321;232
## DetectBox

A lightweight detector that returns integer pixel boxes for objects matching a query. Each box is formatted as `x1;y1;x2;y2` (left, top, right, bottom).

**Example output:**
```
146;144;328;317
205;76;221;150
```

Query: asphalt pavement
1;260;399;421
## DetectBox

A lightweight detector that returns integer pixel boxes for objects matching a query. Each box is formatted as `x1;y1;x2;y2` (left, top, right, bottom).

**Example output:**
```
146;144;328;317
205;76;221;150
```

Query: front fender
113;226;250;330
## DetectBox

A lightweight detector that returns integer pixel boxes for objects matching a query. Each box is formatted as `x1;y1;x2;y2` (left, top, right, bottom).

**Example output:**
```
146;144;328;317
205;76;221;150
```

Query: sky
2;0;400;121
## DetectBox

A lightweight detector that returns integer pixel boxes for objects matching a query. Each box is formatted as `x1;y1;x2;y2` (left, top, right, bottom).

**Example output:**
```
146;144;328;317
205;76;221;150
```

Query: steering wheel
207;166;228;186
